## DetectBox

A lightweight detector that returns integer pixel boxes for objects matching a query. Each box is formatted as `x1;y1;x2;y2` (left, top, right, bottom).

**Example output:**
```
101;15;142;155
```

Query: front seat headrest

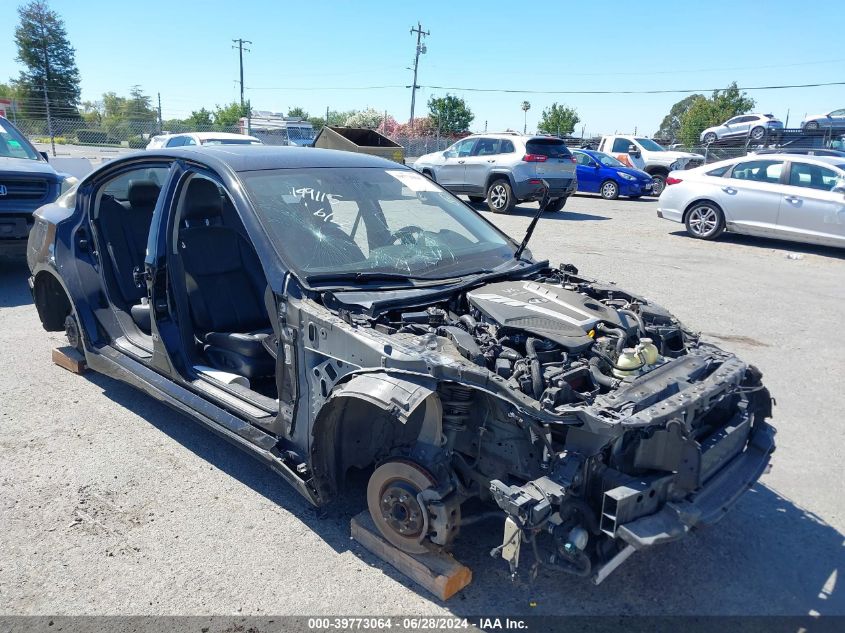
184;178;223;222
127;180;161;209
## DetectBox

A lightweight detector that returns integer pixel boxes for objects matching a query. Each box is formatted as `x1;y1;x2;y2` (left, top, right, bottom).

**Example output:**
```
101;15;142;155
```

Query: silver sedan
802;109;845;130
656;154;845;248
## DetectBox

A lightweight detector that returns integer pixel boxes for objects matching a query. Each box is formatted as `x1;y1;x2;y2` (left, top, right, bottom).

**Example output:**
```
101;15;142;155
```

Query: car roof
741;153;845;166
465;132;566;142
143;145;404;171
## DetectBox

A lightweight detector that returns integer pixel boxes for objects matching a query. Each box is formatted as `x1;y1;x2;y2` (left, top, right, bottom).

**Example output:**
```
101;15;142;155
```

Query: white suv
414;133;577;213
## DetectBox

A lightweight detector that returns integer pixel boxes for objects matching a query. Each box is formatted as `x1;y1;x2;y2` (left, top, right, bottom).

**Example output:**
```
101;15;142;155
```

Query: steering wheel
391;225;425;245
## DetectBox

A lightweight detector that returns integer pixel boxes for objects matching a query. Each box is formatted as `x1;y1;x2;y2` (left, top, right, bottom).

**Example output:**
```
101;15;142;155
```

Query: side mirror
833;178;845;194
627;145;639;155
40;151;49;161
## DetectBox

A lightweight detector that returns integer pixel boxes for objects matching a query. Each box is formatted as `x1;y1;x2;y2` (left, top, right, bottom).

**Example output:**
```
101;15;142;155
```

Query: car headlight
617;172;637;181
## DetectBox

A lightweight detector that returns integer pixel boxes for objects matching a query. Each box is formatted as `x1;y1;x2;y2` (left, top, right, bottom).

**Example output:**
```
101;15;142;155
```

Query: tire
467;196;485;203
703;132;717;144
750;126;765;141
545;197;567;212
684;201;725;240
650;173;667;196
422;169;435;181
600;180;619;200
804;121;819;130
486;179;515;214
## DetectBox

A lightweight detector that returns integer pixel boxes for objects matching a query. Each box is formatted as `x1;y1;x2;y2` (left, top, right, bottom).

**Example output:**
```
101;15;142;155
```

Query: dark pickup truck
1;116;70;257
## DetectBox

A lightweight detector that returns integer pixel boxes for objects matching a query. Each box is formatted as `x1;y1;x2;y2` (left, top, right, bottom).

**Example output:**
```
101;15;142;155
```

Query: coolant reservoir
637;338;660;365
613;348;642;378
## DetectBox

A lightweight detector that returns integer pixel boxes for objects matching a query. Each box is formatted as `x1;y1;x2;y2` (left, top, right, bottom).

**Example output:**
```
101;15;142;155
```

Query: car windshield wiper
305;271;467;287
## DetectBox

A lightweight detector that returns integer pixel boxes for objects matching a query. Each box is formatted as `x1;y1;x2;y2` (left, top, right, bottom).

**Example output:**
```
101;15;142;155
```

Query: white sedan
657;154;845;248
145;131;262;149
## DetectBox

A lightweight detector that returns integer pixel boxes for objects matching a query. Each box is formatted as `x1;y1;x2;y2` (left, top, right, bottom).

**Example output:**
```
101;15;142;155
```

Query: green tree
678;82;755;146
213;101;249;127
185;108;213;128
287;106;308;119
428;94;473;134
656;94;705;141
308;109;357;132
345;107;385;128
125;85;156;121
537;103;579;136
12;1;81;118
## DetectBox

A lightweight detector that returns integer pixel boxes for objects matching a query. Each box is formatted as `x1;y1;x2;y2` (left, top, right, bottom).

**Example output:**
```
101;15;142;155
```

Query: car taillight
522;154;548;162
568;155;577;163
666;176;683;186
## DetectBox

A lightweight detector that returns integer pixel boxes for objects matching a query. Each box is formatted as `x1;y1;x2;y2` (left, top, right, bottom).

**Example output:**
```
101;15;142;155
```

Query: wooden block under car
52;346;87;374
350;510;472;601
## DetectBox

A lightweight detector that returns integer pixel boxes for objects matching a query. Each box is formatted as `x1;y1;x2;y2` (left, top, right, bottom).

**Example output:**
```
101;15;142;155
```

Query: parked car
414;133;577;213
0;115;76;257
597;135;703;196
145;131;263;149
657;153;845;247
572;149;653;199
26;145;774;584
802;109;845;131
700;114;783;144
753;147;845;158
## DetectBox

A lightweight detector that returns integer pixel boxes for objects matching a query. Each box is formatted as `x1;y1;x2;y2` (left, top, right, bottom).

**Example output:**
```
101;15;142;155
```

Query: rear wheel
703;132;717;144
367;459;441;554
750;126;766;141
600;180;619;200
685;202;725;240
545;196;567;212
486;179;515;214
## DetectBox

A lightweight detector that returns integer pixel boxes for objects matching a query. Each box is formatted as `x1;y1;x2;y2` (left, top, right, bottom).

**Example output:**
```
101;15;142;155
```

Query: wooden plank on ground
52;346;87;374
351;510;472;601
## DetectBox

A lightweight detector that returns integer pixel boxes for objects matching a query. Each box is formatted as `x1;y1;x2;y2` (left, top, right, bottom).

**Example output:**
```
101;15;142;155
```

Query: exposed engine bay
308;264;775;584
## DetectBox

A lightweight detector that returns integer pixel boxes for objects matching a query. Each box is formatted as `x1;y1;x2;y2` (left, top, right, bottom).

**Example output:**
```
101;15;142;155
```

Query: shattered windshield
241;167;516;280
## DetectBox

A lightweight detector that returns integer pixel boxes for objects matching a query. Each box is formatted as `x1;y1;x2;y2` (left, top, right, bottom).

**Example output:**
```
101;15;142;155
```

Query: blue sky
2;0;844;135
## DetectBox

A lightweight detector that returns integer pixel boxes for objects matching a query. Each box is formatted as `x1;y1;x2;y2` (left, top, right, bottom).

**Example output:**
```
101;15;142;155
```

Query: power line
242;79;845;95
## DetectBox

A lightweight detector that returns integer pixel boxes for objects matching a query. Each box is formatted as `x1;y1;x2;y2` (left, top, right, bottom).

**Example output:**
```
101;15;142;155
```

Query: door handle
721;186;736;194
784;196;801;204
458;160;465;164
487;159;495;163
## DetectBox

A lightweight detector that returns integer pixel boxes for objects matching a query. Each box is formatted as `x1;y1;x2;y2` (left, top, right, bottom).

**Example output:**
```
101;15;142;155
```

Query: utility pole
408;22;429;130
232;38;252;108
157;92;163;134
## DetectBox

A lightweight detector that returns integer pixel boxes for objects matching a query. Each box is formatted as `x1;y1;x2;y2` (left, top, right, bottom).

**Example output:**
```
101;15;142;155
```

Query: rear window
525;139;571;159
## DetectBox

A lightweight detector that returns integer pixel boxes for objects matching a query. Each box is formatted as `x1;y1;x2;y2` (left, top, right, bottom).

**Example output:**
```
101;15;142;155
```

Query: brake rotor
366;459;437;554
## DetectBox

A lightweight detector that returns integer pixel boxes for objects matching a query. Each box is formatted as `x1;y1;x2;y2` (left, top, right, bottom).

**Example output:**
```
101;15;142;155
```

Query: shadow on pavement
87;369;843;617
572;193;656;203
668;230;845;260
0;256;34;308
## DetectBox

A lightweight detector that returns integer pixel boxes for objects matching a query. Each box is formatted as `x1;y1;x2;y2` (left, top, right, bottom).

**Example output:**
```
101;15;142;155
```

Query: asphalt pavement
1;193;843;617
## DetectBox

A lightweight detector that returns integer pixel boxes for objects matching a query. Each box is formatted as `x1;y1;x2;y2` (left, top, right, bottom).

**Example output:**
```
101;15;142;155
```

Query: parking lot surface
1;193;843;616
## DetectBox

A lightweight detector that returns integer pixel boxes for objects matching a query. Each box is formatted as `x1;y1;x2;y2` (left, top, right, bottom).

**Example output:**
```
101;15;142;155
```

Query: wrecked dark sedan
27;146;775;584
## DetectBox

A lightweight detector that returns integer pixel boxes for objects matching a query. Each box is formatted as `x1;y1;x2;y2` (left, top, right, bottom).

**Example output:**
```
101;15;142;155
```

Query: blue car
573;149;654;200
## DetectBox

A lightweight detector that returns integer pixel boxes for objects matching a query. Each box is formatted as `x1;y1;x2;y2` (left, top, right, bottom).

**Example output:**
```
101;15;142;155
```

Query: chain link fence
11;117;455;159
